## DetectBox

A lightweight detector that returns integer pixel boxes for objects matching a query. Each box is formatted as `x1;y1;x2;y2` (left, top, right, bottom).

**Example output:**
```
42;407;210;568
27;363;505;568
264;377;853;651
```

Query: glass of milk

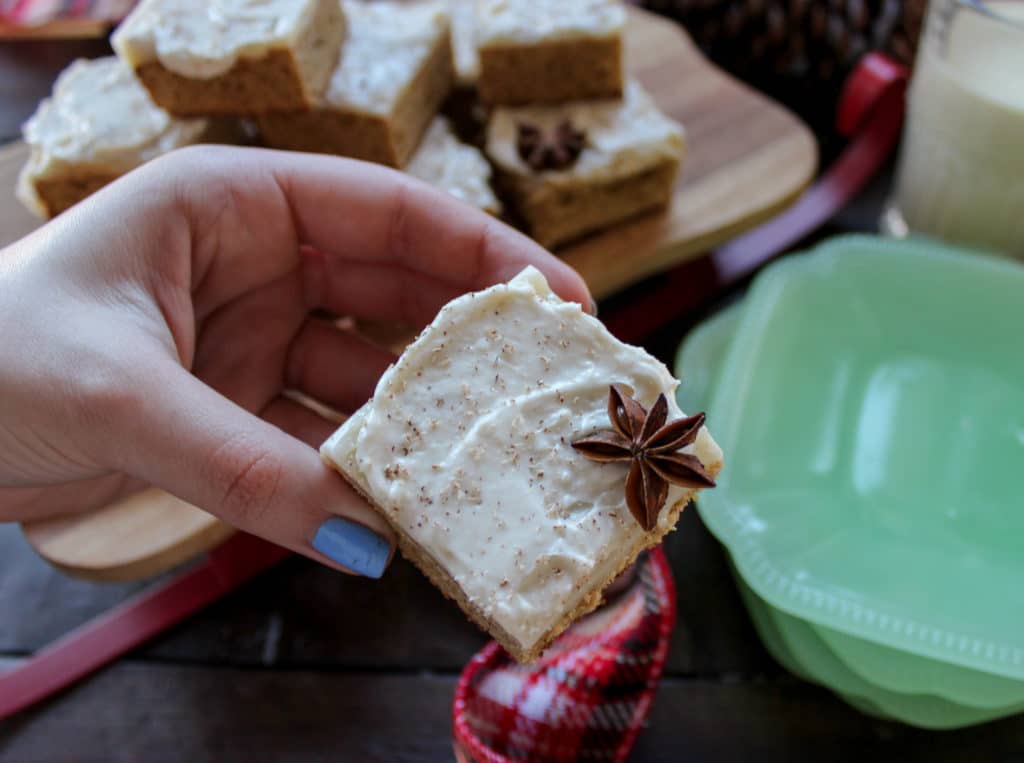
882;0;1024;257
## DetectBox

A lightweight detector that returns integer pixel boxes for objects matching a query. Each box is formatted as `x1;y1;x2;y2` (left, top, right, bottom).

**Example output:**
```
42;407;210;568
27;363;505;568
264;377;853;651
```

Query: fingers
189;266;307;409
285;318;396;413
0;472;142;523
0;397;338;525
107;355;395;578
261;395;339;447
266;149;591;305
303;255;492;327
146;146;592;320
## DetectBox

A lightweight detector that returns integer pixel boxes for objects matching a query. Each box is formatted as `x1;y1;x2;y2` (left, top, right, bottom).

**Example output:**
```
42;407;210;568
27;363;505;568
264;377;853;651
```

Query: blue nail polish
312;518;390;579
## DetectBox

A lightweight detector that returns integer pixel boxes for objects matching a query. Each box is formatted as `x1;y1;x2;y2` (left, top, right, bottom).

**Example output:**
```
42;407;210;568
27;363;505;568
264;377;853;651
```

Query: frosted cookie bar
449;0;479;86
17;57;214;219
112;0;345;115
475;0;626;105
486;80;683;248
321;267;721;662
406;117;500;214
258;0;452;167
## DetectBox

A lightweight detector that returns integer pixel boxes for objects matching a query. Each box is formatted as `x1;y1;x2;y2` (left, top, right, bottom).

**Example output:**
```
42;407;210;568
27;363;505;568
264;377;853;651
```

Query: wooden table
2;38;1024;763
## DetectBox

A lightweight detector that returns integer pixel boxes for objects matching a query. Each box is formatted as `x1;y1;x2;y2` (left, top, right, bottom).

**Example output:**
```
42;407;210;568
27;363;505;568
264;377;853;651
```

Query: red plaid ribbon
453;548;676;763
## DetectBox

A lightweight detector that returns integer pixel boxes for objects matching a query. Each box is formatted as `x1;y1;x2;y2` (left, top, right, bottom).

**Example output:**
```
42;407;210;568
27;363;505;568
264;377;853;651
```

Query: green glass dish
732;560;1024;728
681;310;1024;723
674;236;1024;711
699;236;1024;680
816;625;1024;709
675;302;742;419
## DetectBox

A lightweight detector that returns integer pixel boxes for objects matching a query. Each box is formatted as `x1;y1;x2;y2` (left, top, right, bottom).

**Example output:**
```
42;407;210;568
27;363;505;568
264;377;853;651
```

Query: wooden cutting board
11;8;816;581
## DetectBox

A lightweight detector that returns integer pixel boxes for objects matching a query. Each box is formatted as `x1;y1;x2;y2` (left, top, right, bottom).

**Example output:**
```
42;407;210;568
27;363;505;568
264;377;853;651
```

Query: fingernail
312;517;391;579
588;297;599;317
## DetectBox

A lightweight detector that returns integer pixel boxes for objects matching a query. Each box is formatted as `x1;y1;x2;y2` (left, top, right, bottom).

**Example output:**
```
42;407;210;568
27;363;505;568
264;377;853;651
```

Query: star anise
516;120;586;172
572;385;715;532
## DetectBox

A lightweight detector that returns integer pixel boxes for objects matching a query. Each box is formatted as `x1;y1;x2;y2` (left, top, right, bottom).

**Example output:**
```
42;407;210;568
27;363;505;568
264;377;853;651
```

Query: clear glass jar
882;0;1024;257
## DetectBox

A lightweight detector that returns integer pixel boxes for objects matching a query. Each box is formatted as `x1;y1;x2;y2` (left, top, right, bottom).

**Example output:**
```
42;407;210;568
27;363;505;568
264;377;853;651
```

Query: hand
0;146;592;578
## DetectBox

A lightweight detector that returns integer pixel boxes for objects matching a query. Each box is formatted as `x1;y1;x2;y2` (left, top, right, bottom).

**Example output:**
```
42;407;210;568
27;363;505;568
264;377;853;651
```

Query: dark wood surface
2;39;1023;763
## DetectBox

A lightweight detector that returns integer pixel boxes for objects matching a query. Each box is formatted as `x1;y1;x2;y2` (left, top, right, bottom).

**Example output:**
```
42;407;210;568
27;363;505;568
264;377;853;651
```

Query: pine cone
643;0;925;132
646;0;925;77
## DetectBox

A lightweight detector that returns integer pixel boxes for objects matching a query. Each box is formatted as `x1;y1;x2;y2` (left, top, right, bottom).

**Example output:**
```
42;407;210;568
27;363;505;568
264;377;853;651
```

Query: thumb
106;359;395;578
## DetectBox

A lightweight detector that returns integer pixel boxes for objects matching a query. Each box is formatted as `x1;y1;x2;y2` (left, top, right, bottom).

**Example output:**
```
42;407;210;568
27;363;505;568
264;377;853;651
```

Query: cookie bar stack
17;0;681;249
18;0;499;219
474;0;685;248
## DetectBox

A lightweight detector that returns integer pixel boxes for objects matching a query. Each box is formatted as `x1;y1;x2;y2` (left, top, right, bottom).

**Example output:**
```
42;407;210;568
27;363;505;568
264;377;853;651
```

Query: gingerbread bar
112;0;345;115
406;117;500;214
449;0;480;86
475;0;626;105
485;80;684;248
17;57;217;219
321;267;721;662
258;0;452;167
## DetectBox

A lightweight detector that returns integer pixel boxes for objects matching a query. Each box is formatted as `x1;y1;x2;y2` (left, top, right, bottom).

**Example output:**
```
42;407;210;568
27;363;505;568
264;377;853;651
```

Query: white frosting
325;0;448;113
449;0;479;84
475;0;626;46
407;117;500;213
18;57;207;215
486;79;684;184
112;0;322;79
21;58;207;167
321;267;721;653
